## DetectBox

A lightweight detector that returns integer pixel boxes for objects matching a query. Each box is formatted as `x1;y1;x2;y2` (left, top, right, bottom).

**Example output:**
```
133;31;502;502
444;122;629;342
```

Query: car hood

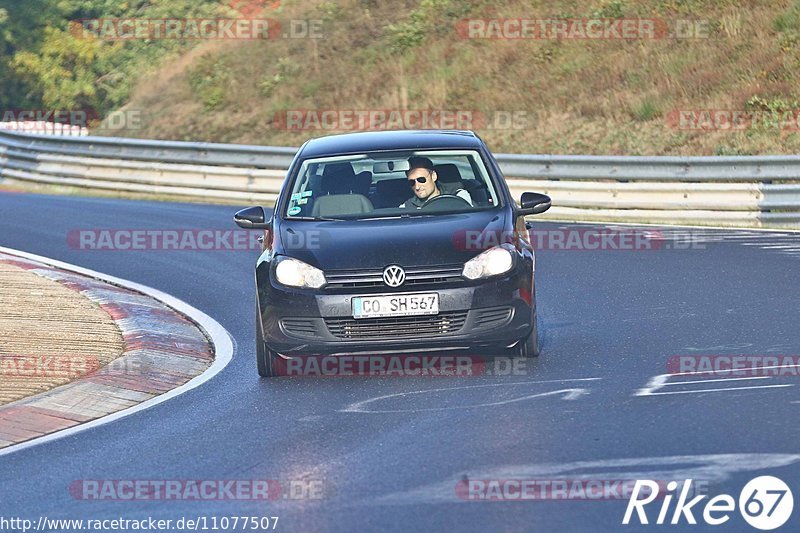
278;210;509;270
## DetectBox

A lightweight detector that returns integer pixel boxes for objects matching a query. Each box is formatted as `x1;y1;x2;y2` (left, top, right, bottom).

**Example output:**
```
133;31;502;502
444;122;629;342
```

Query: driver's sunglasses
407;173;431;187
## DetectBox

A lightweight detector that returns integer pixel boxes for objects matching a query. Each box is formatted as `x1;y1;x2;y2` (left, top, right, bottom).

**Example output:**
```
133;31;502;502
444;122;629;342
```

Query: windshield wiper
357;214;405;220
287;216;347;221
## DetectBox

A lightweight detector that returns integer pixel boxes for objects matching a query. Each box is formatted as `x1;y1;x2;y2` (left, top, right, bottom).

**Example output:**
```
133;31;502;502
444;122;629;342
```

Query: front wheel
516;306;540;358
256;306;279;377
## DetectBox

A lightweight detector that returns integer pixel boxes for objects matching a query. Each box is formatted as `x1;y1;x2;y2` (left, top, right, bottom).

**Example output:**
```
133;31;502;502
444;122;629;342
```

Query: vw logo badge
383;265;406;287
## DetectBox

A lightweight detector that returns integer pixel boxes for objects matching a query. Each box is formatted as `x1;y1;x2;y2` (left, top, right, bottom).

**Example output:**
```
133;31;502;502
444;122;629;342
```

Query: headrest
434;163;462;183
321;162;356;194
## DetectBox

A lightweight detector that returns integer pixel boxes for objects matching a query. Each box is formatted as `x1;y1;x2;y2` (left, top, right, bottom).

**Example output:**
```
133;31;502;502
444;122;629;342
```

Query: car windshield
283;150;501;220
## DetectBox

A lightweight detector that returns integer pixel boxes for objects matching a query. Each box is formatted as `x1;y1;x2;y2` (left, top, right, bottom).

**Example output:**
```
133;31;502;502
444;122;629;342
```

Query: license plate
352;293;439;319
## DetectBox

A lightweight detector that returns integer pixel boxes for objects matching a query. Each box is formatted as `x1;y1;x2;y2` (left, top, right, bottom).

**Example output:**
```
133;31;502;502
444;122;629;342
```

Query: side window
286;166;318;216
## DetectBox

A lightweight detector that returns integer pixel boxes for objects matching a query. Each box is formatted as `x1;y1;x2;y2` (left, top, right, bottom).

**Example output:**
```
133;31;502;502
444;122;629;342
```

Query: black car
234;130;551;377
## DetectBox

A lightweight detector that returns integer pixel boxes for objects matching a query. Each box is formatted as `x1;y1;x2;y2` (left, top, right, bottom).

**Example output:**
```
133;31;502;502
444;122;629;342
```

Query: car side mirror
516;192;551;217
234;206;272;229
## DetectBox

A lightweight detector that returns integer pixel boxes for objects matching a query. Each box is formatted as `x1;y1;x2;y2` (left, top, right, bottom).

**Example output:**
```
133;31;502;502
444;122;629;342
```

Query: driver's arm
456;189;473;206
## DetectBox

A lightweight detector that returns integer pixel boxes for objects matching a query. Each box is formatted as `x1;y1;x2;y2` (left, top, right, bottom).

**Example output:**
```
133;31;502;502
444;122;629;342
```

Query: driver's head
406;156;438;200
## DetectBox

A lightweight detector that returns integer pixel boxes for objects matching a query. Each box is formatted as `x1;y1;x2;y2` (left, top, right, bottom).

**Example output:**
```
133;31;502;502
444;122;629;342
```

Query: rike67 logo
623;476;794;530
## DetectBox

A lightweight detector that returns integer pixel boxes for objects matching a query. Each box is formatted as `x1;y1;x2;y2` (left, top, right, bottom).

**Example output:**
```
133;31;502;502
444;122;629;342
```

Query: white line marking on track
0;246;234;458
547;220;800;234
641;384;793;396
635;369;797;397
340;378;600;413
684;343;754;351
663;376;771;385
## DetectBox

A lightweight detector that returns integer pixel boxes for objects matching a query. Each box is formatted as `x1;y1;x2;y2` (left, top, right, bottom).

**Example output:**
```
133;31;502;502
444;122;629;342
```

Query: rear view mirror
373;160;410;174
234;206;272;229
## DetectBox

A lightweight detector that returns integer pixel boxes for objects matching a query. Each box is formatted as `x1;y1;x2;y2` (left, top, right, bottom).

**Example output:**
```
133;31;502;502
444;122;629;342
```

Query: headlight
462;245;514;280
274;257;326;288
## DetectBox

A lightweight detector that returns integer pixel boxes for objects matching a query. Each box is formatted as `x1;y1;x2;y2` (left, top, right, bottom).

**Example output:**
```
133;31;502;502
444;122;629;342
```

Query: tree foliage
0;0;223;112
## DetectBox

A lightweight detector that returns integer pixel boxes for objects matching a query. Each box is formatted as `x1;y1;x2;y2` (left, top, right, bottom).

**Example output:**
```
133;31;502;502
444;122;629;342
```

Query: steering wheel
420;194;472;210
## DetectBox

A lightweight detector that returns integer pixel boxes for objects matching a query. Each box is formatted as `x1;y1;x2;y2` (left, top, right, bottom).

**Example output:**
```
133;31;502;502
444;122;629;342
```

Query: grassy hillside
102;0;800;155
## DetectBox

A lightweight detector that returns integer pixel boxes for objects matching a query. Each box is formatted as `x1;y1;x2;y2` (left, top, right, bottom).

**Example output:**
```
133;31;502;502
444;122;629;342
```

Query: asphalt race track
1;191;799;532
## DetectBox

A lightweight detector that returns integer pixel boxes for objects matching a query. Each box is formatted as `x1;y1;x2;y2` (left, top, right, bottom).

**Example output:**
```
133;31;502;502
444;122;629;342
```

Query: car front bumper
257;270;535;356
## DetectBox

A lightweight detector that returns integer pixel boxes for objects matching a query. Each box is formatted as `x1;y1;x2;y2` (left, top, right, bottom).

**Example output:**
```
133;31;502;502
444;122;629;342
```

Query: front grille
473;306;513;330
325;311;468;340
280;318;319;338
325;265;464;289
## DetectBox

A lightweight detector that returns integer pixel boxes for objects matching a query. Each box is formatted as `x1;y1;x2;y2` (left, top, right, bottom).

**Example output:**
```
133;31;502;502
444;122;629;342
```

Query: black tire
516;305;540;358
256;305;279;377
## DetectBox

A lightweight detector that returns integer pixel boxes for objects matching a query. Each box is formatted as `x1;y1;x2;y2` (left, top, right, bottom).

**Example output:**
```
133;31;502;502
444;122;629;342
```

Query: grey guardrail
1;129;799;227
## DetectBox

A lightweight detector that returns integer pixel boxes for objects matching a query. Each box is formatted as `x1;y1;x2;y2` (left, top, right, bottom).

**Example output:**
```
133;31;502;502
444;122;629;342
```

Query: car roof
297;130;484;159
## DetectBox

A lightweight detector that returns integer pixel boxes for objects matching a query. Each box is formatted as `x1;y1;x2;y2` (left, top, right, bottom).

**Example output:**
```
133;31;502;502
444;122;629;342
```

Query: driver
399;156;472;208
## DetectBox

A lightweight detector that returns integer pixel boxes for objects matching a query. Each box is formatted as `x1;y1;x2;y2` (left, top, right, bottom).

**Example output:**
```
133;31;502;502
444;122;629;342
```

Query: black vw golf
234;130;551;376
